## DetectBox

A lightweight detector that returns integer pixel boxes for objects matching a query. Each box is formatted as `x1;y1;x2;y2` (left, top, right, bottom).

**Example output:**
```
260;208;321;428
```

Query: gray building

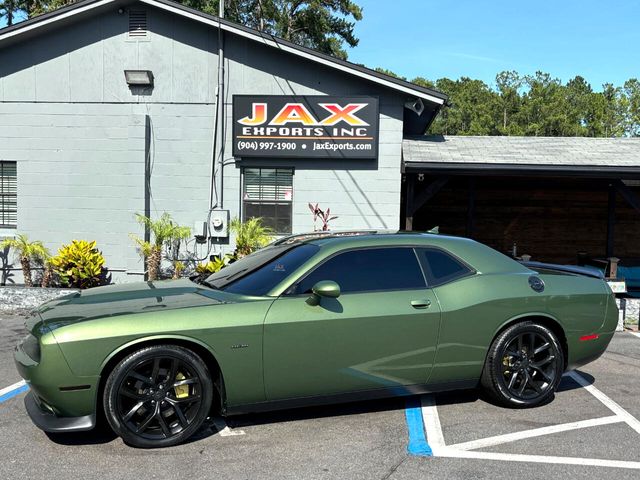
0;0;446;283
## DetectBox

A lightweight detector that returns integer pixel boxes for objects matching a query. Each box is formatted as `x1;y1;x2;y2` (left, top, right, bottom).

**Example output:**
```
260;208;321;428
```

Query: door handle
411;299;431;309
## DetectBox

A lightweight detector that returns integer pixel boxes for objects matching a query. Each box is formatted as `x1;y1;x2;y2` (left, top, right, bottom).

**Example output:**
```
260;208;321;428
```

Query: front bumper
24;391;95;433
15;330;99;423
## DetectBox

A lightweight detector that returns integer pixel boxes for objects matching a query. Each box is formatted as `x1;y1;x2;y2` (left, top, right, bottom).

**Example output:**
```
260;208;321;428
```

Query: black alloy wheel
481;321;564;408
104;345;213;448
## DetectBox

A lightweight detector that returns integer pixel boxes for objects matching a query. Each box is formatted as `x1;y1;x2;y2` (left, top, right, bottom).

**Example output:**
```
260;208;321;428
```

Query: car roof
271;229;441;246
270;229;530;277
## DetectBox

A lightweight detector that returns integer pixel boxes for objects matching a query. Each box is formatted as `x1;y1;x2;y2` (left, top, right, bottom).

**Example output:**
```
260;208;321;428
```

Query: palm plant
172;261;185;280
41;257;55;288
130;213;191;281
0;234;50;287
230;217;274;257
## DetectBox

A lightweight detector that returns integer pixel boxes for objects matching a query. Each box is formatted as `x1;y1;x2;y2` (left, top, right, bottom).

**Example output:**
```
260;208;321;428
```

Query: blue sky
2;1;637;91
348;0;639;91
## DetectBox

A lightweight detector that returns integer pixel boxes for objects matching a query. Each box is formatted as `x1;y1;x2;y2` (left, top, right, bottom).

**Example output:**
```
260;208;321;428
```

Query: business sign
607;280;627;294
232;95;379;159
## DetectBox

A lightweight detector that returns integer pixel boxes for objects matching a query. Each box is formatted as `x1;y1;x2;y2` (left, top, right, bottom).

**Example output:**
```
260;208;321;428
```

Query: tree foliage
0;0;73;25
180;0;362;59
3;0;362;59
410;70;640;138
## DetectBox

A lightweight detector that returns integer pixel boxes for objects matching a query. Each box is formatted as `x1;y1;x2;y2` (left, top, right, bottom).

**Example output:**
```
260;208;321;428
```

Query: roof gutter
402;161;640;179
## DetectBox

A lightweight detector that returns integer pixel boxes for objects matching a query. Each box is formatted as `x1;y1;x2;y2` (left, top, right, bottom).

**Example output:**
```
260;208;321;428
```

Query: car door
263;246;442;401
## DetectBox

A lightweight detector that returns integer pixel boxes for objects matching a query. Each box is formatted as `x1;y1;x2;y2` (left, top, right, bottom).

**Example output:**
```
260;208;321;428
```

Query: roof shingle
403;135;640;170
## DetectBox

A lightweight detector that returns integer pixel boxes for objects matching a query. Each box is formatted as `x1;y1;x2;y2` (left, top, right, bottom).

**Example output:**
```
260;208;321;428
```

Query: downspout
217;1;226;209
208;1;226;211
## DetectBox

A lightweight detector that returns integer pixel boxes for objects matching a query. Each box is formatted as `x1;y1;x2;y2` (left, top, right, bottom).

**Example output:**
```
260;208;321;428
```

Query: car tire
103;345;213;448
481;321;564;408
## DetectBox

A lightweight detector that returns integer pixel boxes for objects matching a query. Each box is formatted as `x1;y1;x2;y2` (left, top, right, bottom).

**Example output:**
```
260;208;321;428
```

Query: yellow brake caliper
503;355;513;375
174;372;190;399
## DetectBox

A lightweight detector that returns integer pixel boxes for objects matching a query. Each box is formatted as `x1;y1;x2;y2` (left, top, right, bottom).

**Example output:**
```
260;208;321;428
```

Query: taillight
21;334;41;362
579;334;599;342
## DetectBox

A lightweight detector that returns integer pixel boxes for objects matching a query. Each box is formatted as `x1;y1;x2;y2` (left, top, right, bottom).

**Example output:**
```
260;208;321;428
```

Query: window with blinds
243;168;293;234
0;162;17;229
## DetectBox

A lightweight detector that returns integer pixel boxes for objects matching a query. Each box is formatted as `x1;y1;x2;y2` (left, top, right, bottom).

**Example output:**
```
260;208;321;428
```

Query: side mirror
306;280;341;306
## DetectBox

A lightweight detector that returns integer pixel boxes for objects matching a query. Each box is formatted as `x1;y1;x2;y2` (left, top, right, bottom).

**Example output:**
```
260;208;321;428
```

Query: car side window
416;248;473;286
293;247;426;295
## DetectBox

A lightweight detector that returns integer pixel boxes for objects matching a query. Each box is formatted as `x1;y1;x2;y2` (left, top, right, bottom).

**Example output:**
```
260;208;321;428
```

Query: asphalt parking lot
1;313;639;480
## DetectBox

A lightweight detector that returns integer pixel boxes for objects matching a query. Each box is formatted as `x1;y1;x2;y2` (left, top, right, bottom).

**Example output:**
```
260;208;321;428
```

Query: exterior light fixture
124;70;154;87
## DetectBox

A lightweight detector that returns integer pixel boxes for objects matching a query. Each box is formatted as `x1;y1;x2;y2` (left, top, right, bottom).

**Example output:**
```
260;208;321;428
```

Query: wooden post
606;184;615;258
405;174;415;231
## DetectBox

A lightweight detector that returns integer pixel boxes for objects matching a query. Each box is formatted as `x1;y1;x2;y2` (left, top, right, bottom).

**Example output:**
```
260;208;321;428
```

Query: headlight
21;334;41;363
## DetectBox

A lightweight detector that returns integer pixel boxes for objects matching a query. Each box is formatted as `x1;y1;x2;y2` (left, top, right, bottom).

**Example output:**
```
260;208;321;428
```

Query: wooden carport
402;135;640;266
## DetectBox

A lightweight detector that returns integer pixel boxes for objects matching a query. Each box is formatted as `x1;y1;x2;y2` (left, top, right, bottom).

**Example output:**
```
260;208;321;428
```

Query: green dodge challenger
15;231;617;448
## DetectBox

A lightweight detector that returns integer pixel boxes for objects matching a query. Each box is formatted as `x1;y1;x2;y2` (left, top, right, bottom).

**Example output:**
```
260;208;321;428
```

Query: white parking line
434;448;640;470
421;394;445;448
0;380;26;398
211;417;246;437
566;370;640;435
447;415;623;451
419;371;640;470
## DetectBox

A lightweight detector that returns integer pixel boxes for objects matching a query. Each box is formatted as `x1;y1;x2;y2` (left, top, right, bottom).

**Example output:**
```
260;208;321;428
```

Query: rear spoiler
520;261;605;279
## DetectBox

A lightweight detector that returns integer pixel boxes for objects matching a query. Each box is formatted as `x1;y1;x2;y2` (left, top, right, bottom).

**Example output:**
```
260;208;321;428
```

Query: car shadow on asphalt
40;370;596;448
429;370;595;410
45;423;118;445
227;395;407;429
557;370;595;392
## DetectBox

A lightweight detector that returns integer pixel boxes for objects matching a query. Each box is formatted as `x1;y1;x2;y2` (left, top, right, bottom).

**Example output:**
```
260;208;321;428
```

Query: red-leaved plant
308;203;338;231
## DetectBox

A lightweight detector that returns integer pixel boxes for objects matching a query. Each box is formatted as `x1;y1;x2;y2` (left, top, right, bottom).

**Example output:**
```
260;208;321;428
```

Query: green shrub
50;240;109;289
195;255;227;274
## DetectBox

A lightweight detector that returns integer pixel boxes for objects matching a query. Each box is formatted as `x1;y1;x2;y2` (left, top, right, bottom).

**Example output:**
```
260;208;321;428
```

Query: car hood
28;279;229;331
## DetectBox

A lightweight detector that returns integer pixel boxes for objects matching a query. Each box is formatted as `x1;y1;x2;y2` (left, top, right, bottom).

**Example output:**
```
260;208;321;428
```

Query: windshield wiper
203;280;219;290
190;275;219;290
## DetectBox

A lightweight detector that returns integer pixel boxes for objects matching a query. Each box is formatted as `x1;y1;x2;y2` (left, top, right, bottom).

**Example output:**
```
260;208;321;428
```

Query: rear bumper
566;331;614;370
24;391;95;433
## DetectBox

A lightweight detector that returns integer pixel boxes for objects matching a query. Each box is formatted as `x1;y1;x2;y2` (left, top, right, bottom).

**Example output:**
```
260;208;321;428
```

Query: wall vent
128;10;147;38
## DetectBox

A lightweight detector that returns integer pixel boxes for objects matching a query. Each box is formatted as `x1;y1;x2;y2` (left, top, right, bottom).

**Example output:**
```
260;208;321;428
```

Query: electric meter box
193;221;208;243
210;209;230;238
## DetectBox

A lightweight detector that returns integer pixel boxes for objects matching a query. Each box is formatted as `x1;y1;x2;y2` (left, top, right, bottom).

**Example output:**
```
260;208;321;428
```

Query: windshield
203;243;320;296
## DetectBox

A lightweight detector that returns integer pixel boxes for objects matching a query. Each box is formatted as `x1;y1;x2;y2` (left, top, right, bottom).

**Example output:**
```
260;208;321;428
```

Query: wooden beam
606;183;615;258
412;176;449;213
614;179;640;214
